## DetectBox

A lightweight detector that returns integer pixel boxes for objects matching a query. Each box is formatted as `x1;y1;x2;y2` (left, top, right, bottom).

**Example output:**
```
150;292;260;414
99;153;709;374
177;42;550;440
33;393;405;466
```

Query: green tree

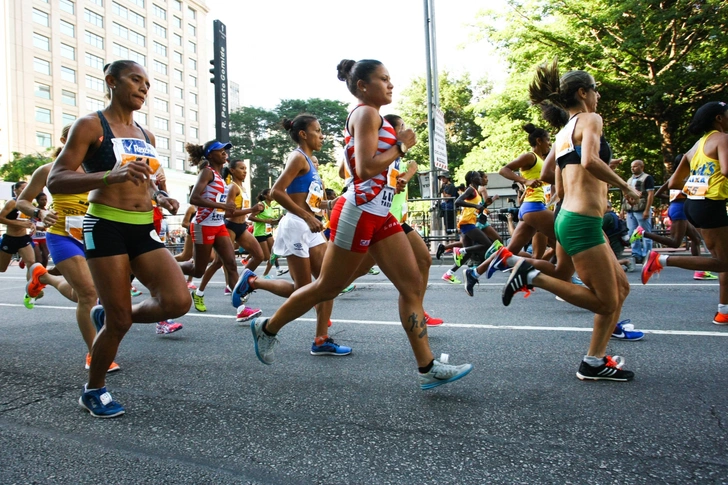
0;152;52;183
476;0;728;182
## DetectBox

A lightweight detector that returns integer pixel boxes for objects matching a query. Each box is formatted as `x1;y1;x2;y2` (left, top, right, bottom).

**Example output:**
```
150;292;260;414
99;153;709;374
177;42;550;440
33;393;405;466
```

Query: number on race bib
683;175;708;200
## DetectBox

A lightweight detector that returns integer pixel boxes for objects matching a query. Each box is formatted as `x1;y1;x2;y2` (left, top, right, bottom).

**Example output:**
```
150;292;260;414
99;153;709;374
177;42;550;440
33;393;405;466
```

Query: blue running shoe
611;319;644;341
90;305;105;332
418;359;473;390
311;338;352;356
232;269;256;308
78;385;125;418
486;247;514;279
572;275;585;286
250;318;279;365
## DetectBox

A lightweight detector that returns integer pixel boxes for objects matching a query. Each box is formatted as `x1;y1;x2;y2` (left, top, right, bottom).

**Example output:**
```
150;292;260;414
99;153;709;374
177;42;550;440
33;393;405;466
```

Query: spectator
438;172;458;233
620;160;654;264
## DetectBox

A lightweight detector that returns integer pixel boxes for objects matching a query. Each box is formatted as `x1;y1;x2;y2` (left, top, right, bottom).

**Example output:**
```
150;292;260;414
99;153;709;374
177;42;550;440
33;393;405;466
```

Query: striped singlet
195;168;228;226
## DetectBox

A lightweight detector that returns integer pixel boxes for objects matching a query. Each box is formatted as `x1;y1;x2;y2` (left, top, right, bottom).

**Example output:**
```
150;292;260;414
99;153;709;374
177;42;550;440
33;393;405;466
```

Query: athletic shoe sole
420;364;473;390
310;349;353;356
77;397;125;418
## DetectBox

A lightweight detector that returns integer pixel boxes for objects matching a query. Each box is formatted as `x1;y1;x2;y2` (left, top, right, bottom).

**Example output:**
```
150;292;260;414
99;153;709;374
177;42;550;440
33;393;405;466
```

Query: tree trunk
658;119;675;181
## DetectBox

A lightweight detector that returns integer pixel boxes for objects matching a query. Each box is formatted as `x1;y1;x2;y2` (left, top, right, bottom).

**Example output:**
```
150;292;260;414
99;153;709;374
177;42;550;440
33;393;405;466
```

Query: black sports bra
82;111;150;174
556;136;612;169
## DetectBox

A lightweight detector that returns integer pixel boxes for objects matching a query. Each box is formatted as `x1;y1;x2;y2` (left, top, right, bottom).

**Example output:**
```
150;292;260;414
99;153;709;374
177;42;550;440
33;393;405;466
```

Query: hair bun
523;123;536;134
336;59;355;82
281;118;293;131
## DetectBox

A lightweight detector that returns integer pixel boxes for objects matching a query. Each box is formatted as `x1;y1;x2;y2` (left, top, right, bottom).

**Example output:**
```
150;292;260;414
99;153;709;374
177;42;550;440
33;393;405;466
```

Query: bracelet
102;170;110;186
153;190;170;202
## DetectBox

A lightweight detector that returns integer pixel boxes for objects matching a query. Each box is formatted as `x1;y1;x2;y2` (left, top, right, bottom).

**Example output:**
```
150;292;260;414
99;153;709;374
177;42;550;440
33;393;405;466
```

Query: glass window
37;132;52;148
187;6;196;19
134;111;147;125
112;2;144;27
155;117;168;130
189;126;198;139
33;33;50;51
60;43;75;60
188;75;196;87
32;8;49;26
62;113;76;126
85;75;104;92
189;92;197;105
153;41;167;56
187;40;196;53
36;107;52;124
129;0;144;7
62;90;76;106
129;29;145;47
61;66;76;83
34;58;51;75
35;83;51;99
157;136;169;149
189;109;198;122
154;98;168;112
153;60;167;75
156;79;168;94
88;0;103;6
173;87;183;99
60;20;75;37
187;24;196;37
175;140;184;152
175;122;184;135
187;58;196;70
172;0;181;10
84;9;103;28
174;105;183;116
173;16;181;28
153;23;167;38
173;69;183;81
175;158;185;170
86;97;104;111
112;43;146;66
173;51;182;64
85;31;104;49
158;155;169;168
153;4;166;20
85;52;104;71
173;33;182;46
59;0;75;14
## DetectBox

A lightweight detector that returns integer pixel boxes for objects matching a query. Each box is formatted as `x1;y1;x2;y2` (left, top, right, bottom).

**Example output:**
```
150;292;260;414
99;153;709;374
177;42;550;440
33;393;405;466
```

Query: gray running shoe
250;318;279;365
418;359;473;390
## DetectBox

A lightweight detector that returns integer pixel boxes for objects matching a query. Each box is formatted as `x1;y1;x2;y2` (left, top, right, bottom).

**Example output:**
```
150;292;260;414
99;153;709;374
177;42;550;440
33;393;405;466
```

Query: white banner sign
433;108;448;171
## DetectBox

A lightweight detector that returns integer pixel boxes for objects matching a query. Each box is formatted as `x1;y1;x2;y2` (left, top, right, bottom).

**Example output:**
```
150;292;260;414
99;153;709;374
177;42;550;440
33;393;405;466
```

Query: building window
86;75;104;92
157;136;169;149
59;0;75;14
153;41;167;56
86;97;104;111
85;31;104;49
172;0;181;10
154;98;169;112
37;132;52;148
62;113;77;126
60;20;75;37
62;90;76;106
112;43;146;66
173;86;183;99
84;9;103;27
158;155;169;168
189;126;198;139
189;109;198;122
61;66;76;83
134;111;147;125
32;8;50;26
188;75;196;87
187;40;196;53
173;33;182;46
173;51;182;64
60;43;75;60
129;0;144;7
175;140;184;152
187;58;196;70
153;4;166;20
153;23;167;38
189;92;197;105
36;107;52;124
154;116;168;130
85;52;104;71
156;79;168;94
112;23;145;47
175;123;184;135
175;158;184;170
112;2;144;27
33;33;50;51
187;6;196;19
34;58;51;75
173;16;181;28
88;0;103;6
153;60;167;75
173;69;183;81
187;24;196;37
35;83;51;99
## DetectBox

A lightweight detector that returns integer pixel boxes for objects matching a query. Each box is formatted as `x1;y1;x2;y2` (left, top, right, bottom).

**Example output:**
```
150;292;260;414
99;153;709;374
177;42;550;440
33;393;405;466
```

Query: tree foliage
0;152;52;183
228;98;348;196
475;0;728;182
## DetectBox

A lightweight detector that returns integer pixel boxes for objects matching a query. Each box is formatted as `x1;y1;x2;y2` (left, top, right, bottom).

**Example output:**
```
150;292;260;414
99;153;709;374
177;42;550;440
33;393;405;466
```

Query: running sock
506;255;520;267
719;304;728;315
659;255;669;266
84;384;100;392
472;268;482;279
445;270;454;276
418;360;435;374
262;321;277;337
237;304;246;313
526;268;541;285
314;335;328;346
583;355;606;367
195;289;204;297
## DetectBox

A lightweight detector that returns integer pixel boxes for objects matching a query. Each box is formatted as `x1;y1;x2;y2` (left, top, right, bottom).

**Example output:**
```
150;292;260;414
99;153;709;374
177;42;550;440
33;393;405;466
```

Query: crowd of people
1;57;726;418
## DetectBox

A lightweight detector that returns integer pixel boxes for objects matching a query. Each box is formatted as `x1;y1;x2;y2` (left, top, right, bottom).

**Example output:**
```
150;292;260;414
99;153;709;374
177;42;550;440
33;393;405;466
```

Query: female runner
248;189;281;278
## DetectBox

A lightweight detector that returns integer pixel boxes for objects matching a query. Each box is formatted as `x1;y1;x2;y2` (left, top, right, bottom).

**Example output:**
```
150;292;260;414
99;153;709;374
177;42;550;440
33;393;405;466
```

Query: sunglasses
588;83;600;93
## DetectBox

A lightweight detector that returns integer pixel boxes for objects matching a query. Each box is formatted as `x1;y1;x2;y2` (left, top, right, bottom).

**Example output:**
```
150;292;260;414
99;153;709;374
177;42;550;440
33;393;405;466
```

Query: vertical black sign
210;20;229;142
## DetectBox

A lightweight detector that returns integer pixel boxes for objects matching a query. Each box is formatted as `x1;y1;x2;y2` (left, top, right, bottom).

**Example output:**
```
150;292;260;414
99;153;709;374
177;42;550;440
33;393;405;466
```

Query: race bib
380;187;395;209
669;189;684;202
306;180;324;213
65;216;84;242
242;192;250;209
111;138;163;179
683;175;708;199
215;192;227;213
265;223;273;233
387;159;402;188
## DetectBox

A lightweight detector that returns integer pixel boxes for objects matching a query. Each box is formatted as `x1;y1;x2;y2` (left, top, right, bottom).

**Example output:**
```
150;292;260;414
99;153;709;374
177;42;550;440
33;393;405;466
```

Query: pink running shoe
236;306;263;322
156;320;183;334
187;281;197;290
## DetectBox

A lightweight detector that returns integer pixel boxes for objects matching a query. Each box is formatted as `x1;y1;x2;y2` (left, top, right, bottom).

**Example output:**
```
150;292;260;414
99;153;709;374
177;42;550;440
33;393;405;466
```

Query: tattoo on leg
407;313;417;332
407;312;428;339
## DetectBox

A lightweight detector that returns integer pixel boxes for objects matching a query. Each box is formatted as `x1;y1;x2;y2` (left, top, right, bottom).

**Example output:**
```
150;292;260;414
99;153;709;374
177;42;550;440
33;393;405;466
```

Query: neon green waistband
87;202;153;225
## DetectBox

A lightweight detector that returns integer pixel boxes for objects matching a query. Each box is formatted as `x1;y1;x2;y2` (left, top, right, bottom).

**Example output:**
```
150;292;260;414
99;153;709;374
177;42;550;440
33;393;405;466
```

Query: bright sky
204;0;508;111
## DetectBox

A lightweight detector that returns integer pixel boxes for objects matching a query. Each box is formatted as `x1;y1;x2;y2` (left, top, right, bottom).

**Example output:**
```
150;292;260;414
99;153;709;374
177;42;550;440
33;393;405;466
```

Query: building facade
0;0;210;202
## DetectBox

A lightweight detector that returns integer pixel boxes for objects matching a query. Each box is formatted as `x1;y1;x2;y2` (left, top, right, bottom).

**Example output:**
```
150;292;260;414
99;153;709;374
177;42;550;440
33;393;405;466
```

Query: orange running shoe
713;312;728;326
641;251;663;284
85;353;121;373
25;263;48;298
425;312;444;327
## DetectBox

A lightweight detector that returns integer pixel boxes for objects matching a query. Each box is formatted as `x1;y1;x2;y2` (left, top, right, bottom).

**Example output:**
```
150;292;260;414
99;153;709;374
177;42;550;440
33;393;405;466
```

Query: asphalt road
1;258;727;484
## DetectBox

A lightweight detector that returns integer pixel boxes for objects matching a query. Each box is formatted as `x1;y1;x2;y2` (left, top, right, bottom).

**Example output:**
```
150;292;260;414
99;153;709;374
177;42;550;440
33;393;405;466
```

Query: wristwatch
396;141;408;155
33;208;41;219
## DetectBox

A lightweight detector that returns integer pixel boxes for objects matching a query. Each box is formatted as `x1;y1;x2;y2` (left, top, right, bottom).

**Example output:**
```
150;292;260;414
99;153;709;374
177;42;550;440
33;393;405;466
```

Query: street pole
423;0;443;242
